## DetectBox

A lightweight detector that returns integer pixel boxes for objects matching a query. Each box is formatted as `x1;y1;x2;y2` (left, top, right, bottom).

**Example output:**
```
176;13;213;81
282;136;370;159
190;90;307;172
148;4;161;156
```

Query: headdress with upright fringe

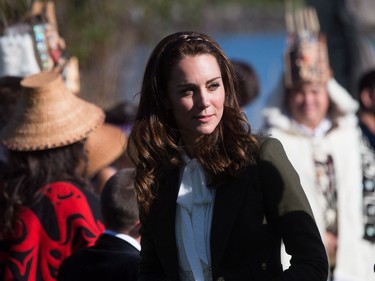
284;5;331;87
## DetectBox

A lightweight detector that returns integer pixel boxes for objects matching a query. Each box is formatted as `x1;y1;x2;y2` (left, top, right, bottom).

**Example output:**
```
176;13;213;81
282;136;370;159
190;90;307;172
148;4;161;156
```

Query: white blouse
175;153;216;281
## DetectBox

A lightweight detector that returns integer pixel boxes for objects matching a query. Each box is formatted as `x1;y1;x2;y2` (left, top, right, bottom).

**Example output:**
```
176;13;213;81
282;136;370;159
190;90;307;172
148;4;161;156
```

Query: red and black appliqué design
0;182;104;281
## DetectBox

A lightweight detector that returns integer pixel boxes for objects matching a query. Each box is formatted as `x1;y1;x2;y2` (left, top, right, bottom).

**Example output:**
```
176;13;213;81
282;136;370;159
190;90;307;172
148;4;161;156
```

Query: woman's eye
180;88;194;96
208;83;220;91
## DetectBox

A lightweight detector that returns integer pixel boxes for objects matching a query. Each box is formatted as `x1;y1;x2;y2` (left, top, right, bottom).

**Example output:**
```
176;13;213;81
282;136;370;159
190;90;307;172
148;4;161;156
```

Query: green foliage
57;1;108;64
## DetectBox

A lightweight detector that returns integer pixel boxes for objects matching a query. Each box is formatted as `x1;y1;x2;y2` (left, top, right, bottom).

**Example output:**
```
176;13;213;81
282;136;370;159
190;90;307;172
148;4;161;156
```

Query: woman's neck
180;137;199;158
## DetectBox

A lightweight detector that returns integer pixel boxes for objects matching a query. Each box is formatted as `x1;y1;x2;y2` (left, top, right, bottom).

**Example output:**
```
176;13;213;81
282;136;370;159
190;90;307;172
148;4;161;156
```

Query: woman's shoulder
252;135;294;175
45;181;103;221
254;135;284;154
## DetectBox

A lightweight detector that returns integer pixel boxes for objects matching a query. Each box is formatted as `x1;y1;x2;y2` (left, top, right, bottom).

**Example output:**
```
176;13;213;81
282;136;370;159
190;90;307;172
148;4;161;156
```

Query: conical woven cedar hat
85;123;127;178
0;71;104;151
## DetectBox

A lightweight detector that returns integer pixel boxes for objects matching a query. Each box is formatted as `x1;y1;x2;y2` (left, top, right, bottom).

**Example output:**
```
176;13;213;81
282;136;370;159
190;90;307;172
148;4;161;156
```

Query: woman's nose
196;89;210;108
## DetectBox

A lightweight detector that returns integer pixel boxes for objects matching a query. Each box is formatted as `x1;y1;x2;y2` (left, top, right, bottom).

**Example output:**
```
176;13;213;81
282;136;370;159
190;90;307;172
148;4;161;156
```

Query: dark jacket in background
58;233;140;281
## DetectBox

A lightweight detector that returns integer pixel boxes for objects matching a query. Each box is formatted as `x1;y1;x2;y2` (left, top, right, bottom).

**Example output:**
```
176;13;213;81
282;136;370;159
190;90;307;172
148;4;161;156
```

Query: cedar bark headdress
284;5;331;88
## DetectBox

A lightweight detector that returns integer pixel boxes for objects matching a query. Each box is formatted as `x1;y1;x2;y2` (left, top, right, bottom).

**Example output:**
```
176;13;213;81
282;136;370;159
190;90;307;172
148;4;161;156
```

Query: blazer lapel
210;168;252;272
148;165;181;280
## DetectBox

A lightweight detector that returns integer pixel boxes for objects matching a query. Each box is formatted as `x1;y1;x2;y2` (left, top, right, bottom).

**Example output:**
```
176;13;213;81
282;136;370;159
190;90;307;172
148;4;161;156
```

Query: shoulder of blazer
254;135;314;220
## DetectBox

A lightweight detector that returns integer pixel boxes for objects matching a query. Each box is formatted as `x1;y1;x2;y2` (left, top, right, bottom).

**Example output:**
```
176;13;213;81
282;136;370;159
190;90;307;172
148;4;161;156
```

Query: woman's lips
195;114;213;122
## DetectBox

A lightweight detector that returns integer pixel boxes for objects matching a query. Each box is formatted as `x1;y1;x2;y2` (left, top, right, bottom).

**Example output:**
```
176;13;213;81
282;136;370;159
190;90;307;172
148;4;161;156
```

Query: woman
127;31;328;281
0;72;105;281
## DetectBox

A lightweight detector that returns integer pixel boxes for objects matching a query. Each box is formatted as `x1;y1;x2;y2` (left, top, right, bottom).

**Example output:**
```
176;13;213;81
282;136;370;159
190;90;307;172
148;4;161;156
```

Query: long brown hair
128;31;259;214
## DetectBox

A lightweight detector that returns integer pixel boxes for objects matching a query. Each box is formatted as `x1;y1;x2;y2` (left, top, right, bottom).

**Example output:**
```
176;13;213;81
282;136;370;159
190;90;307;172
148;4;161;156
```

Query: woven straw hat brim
86;123;127;178
0;72;105;151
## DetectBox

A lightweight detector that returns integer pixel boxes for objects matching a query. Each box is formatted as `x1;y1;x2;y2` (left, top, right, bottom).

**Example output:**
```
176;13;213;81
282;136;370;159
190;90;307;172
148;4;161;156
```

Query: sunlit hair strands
128;31;260;214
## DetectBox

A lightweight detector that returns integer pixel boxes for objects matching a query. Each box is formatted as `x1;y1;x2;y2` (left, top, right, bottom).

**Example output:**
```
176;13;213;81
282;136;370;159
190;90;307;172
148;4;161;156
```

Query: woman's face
287;82;330;129
167;54;225;147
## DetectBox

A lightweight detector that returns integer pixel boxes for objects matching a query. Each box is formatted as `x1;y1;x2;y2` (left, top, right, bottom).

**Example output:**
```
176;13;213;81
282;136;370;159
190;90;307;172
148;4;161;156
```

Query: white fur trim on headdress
327;78;358;114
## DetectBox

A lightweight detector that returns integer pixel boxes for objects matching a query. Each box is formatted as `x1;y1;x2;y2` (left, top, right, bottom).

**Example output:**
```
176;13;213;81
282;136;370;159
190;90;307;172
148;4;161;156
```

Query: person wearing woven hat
261;6;371;281
85;123;128;194
0;1;80;181
0;72;105;281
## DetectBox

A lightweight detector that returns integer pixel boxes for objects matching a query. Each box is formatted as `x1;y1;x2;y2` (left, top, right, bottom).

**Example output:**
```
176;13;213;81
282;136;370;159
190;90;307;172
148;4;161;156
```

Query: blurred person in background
104;101;138;171
58;168;141;281
105;101;138;136
262;6;373;281
358;69;375;151
0;72;105;281
356;68;375;277
231;59;260;109
0;77;23;174
85;123;128;194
